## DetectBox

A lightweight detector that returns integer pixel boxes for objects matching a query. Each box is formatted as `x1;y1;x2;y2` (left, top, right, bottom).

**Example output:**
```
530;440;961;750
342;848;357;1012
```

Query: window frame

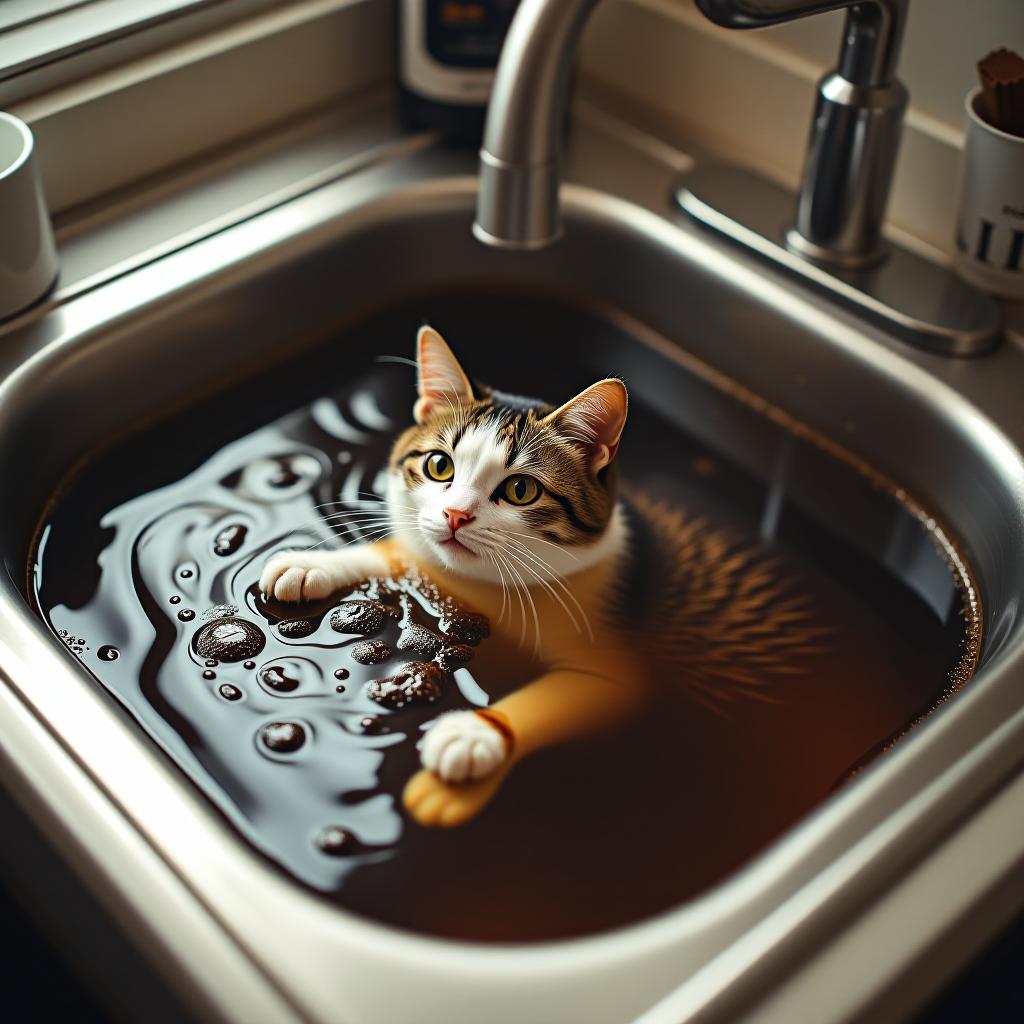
0;0;392;215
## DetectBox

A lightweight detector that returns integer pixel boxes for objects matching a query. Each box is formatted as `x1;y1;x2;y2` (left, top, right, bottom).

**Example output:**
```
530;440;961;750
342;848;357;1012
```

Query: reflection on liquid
32;292;979;941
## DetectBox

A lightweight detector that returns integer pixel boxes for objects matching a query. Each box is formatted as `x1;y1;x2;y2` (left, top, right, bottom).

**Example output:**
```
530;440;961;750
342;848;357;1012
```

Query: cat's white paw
260;551;340;603
421;711;507;783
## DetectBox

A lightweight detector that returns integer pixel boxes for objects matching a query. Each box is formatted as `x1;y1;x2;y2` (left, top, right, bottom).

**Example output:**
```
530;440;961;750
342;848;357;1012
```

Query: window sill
8;0;391;215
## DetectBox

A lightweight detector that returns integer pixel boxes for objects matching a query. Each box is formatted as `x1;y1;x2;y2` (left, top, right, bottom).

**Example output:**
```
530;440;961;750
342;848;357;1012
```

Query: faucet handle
696;0;909;267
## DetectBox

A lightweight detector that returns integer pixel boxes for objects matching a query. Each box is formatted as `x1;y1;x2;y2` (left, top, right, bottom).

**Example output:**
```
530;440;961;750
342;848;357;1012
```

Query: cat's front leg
259;545;391;603
403;709;512;827
404;657;642;828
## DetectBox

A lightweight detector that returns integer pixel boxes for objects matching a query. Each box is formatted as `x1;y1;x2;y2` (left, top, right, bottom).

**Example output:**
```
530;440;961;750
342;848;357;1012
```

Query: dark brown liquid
31;291;978;942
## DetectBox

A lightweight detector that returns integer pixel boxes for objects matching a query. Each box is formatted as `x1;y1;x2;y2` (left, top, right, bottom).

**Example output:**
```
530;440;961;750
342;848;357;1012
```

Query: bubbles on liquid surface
351;640;391;665
192;617;266;662
97;645;119;661
367;661;443;709
397;623;442;658
277;617;317;639
442;611;490;646
204;603;239;621
59;630;89;655
330;600;394;637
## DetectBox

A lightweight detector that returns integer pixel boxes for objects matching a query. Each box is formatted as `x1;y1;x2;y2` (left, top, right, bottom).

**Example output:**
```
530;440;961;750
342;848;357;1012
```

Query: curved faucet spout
473;0;599;251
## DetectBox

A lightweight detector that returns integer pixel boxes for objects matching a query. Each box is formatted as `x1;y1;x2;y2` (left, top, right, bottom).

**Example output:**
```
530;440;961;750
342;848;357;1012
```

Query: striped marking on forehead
440;402;538;465
450;417;506;477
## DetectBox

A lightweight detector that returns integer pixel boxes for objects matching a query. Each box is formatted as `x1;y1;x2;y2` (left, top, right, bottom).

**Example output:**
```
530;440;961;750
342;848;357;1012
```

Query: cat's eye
500;475;541;506
423;452;455;482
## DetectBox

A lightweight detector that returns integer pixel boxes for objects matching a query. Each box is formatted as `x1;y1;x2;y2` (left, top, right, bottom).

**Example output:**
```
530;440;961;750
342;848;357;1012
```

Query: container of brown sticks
954;48;1024;299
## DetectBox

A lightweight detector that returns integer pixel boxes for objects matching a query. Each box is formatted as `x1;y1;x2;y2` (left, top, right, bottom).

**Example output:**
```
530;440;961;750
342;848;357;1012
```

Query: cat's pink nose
444;507;475;532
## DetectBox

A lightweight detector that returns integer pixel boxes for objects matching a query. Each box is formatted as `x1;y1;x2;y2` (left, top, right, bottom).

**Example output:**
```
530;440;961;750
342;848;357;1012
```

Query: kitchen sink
1;112;1023;1023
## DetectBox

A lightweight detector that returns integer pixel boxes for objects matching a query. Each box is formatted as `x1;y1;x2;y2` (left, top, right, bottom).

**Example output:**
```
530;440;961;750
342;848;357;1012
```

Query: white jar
0;111;58;322
954;86;1024;300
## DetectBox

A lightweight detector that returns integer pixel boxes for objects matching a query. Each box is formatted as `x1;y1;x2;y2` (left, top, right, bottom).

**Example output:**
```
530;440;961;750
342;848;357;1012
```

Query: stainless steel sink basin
1;114;1024;1023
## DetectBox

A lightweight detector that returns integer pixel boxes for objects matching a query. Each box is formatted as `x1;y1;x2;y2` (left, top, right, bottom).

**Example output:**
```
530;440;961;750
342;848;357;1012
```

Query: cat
260;326;818;827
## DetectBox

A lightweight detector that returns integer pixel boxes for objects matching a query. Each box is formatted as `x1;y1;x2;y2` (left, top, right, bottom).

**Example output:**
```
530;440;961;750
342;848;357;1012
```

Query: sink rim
1;139;1023;1022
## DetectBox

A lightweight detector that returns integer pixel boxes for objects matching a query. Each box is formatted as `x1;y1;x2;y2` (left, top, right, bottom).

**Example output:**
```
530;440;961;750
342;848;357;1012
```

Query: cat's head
387;326;628;584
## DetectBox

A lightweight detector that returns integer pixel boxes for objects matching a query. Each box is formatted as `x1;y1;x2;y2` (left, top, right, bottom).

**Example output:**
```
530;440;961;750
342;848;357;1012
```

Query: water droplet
334;668;349;680
213;523;248;557
218;683;242;702
192;618;266;662
169;595;181;605
317;826;356;856
259;665;299;693
97;645;120;662
179;568;194;579
205;659;217;668
259;721;306;754
178;609;196;622
243;660;256;670
203;669;216;680
359;715;383;735
335;684;346;693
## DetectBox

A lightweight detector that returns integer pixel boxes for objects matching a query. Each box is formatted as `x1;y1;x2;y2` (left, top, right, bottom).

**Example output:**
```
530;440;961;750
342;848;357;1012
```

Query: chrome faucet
473;0;1001;354
473;0;599;250
701;0;908;268
475;0;908;264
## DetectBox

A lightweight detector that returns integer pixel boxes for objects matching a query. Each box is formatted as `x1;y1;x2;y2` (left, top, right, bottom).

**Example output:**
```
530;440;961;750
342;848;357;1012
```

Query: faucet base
676;163;1003;357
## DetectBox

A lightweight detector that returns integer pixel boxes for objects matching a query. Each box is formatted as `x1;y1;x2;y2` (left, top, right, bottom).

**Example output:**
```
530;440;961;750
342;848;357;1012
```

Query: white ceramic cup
954;87;1024;300
0;111;58;321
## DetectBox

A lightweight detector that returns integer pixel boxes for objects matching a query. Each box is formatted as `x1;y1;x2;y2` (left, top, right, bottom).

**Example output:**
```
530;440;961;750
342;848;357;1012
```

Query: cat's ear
414;326;474;424
546;378;628;476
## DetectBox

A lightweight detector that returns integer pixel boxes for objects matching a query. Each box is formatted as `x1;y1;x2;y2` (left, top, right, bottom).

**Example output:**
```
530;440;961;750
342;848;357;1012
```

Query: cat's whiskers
484;548;511;626
495;528;580;562
318;510;419;524
500;545;584;637
508;542;593;641
375;354;419;368
316;505;419;521
295;512;418;552
480;529;592;640
494;547;542;657
499;540;592;640
490;546;529;649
